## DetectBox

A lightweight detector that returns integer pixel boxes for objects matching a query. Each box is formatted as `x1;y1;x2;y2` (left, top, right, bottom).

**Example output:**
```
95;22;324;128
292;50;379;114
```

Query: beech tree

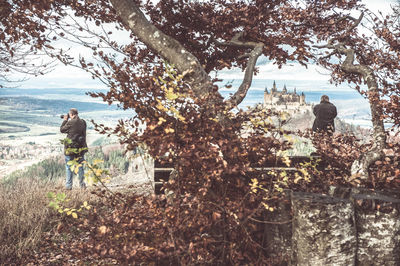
313;7;400;182
2;0;400;264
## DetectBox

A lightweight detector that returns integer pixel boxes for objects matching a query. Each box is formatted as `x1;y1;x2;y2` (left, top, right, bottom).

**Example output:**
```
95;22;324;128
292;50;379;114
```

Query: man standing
60;108;87;190
312;95;337;134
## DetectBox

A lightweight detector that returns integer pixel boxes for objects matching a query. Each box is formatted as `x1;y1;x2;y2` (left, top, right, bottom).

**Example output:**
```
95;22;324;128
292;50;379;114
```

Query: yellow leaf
294;173;302;184
165;127;175;133
72;212;78;219
93;159;104;164
177;115;185;122
158;117;166;125
156;103;168;112
166;89;179;101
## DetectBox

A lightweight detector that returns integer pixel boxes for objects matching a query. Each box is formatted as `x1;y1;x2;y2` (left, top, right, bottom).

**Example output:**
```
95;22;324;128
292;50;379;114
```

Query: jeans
65;155;86;189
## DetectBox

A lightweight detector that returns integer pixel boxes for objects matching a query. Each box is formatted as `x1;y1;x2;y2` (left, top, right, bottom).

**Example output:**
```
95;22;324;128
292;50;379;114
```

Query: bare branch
320;50;338;60
344;12;364;35
238;53;251;60
214;32;264;110
214;32;261;49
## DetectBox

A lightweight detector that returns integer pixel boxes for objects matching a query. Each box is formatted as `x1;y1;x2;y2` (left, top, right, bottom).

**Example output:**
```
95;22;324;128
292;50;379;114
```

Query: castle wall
264;104;312;115
263;83;311;115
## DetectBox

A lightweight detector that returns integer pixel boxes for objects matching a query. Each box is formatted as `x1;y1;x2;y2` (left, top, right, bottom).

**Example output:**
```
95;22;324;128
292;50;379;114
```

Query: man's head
69;108;78;118
321;95;329;103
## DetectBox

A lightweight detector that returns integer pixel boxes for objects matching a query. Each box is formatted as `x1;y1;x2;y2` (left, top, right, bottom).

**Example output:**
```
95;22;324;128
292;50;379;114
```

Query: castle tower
283;84;287;94
264;86;271;106
300;92;305;105
272;80;277;92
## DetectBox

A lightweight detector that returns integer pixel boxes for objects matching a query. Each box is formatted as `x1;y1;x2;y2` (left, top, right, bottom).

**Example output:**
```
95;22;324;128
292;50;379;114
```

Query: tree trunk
291;191;356;266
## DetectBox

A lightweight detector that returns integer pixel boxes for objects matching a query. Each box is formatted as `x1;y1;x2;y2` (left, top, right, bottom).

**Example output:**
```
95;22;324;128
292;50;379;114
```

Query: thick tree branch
109;0;219;107
215;32;264;110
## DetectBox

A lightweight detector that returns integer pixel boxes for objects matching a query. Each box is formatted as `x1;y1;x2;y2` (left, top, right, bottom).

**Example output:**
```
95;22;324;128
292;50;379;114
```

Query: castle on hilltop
263;81;311;114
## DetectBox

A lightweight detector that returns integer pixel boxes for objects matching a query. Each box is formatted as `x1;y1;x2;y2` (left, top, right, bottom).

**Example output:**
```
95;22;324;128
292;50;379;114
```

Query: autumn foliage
1;0;400;264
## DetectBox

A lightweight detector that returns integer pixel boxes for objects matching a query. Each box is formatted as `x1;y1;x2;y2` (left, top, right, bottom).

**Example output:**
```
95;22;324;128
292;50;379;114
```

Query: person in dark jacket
60;108;87;190
312;95;337;134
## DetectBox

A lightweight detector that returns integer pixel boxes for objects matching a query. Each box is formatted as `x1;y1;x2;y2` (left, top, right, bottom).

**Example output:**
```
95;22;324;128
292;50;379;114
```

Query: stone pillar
291;191;356;266
329;186;400;265
353;192;400;265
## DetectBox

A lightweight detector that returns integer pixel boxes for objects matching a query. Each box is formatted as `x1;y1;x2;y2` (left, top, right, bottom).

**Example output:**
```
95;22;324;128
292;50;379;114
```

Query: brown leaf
212;212;221;221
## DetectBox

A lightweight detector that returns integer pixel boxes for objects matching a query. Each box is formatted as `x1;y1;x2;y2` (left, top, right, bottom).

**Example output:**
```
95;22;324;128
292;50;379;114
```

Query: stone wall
264;188;400;265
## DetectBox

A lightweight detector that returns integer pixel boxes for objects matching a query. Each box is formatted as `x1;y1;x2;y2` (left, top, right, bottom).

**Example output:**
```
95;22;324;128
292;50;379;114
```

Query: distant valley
0;86;373;178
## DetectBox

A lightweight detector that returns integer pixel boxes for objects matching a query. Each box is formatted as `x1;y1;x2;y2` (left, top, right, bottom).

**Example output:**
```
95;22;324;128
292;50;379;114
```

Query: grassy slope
0;178;97;264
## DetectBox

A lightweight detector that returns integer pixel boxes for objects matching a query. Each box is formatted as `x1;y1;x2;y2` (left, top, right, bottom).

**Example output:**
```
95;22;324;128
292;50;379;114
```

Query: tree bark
340;48;386;180
107;0;234;132
215;32;264;110
109;0;263;120
291;191;356;266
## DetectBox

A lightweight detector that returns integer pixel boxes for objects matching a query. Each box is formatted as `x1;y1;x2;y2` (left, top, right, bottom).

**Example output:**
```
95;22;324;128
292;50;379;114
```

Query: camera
60;114;70;119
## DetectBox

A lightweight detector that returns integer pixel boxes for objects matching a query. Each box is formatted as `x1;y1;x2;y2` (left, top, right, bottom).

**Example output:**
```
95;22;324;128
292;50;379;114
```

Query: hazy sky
7;0;398;90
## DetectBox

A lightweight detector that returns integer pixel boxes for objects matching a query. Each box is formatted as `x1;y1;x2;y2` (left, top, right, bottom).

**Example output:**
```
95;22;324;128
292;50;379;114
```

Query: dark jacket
60;117;87;156
312;101;337;133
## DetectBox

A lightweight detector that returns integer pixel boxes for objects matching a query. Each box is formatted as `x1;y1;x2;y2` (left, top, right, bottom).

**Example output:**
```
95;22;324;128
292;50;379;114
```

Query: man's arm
60;120;71;133
313;104;319;116
83;120;87;139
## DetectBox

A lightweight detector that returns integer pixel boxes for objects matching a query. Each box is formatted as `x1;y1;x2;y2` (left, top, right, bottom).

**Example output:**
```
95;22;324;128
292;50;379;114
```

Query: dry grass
0;177;95;263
